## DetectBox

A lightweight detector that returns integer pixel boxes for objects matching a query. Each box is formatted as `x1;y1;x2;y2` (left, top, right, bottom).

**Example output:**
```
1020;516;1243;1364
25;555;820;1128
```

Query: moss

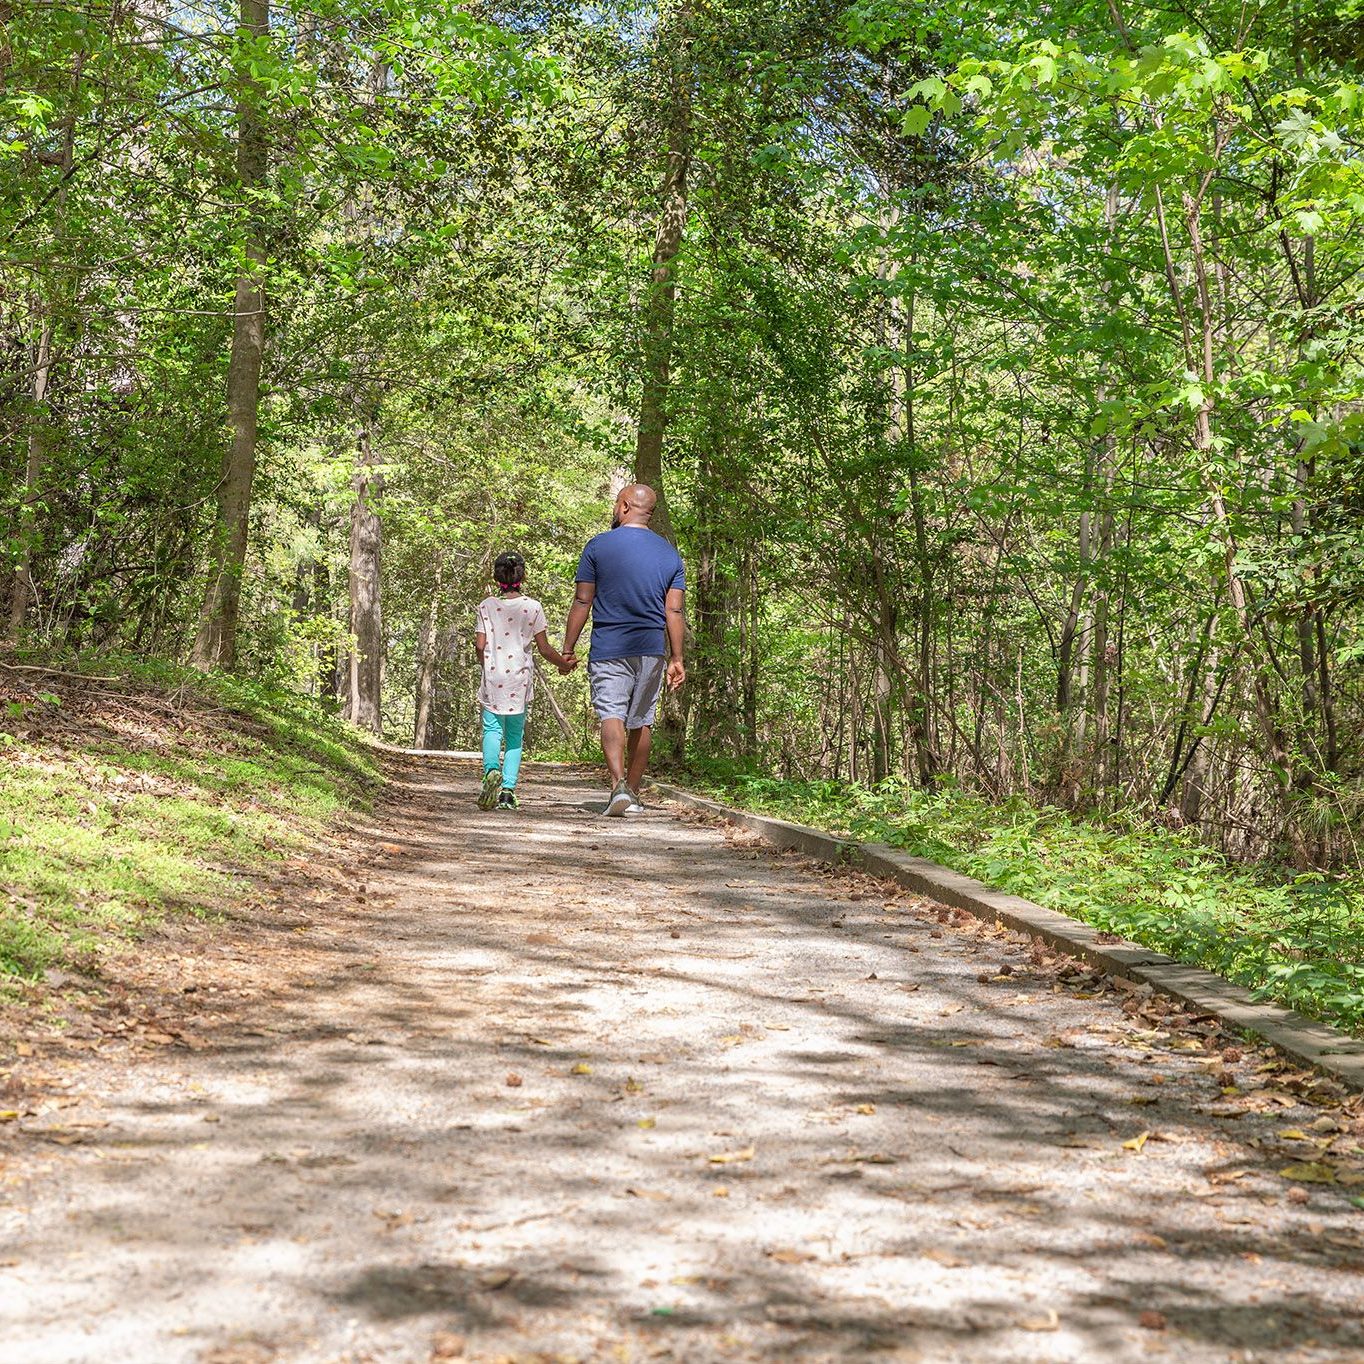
0;659;379;978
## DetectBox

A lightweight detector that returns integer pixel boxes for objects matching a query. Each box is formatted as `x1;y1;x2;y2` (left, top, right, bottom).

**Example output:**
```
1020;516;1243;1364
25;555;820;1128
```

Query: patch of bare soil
3;758;1364;1364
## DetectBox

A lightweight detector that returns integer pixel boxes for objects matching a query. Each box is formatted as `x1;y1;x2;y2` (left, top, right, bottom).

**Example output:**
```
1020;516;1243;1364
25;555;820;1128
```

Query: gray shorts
588;655;666;730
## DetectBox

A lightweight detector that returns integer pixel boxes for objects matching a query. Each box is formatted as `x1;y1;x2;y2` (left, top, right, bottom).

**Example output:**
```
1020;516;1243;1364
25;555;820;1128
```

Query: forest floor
3;758;1364;1364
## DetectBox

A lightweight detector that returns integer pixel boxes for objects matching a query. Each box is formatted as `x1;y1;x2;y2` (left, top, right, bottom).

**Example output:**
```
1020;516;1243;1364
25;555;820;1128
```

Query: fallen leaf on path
768;1248;814;1264
624;1077;644;1093
1128;1096;1160;1106
1278;1128;1311;1141
505;1073;522;1087
637;1117;656;1129
570;1062;593;1076
1018;1308;1060;1332
1132;1232;1168;1250
1139;1310;1168;1331
478;1268;516;1290
525;933;560;946
939;1003;964;1016
924;1248;967;1268
0;1110;19;1122
1207;1169;1250;1185
1123;1131;1151;1153
713;1186;729;1197
1280;1162;1336;1183
855;1103;876;1115
625;1187;670;1201
708;1145;755;1165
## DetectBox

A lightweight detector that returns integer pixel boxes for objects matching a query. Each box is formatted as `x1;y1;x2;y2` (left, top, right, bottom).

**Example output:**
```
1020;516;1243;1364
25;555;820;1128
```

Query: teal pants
482;708;525;789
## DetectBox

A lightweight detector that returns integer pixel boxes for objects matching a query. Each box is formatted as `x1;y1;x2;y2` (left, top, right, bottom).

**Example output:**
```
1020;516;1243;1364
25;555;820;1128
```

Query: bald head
613;483;658;527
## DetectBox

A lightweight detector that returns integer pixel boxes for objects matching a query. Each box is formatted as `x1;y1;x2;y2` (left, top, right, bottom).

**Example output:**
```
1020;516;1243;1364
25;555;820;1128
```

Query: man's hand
558;653;578;676
667;657;686;692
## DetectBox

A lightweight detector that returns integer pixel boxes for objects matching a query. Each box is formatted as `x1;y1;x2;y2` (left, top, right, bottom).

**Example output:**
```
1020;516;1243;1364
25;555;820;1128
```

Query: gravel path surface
3;760;1364;1364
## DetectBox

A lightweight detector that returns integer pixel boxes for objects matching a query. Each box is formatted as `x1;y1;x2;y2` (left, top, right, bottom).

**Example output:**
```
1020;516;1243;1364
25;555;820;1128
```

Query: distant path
4;760;1363;1363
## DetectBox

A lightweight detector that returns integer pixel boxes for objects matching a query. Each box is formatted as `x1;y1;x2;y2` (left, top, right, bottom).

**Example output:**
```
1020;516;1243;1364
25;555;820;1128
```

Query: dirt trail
3;760;1364;1364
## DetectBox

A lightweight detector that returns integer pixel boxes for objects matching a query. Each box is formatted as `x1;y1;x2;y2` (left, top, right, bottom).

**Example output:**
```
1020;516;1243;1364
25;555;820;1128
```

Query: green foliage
693;763;1364;1034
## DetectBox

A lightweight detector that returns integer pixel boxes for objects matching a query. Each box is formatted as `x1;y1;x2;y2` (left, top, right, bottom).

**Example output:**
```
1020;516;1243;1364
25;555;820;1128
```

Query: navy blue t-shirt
576;526;686;661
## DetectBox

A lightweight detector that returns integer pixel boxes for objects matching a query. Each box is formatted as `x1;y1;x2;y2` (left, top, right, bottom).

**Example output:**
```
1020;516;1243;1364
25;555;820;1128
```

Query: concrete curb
651;781;1364;1091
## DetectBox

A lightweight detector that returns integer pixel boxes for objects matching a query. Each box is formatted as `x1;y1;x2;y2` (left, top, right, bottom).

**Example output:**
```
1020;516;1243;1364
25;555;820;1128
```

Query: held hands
666;658;686;692
557;652;579;676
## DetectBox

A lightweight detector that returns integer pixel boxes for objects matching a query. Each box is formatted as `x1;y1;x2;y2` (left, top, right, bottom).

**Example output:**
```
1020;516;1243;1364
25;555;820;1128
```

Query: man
562;483;686;816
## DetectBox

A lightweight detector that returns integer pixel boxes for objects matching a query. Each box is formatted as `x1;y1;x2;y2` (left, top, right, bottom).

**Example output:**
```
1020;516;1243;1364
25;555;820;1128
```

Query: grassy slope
0;658;379;980
688;765;1364;1036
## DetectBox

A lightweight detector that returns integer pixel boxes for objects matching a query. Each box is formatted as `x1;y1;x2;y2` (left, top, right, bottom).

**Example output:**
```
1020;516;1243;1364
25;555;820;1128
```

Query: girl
474;551;575;810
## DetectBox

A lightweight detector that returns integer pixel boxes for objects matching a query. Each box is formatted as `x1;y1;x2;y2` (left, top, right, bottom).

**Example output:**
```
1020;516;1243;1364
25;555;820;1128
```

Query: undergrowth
0;655;379;980
688;761;1364;1036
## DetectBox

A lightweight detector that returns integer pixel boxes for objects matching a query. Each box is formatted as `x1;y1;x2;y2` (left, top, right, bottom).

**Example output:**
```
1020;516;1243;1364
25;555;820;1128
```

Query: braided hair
493;551;525;594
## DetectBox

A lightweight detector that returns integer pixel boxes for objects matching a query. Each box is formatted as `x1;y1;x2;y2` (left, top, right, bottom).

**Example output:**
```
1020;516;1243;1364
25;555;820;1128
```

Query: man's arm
665;586;686;690
563;582;595;659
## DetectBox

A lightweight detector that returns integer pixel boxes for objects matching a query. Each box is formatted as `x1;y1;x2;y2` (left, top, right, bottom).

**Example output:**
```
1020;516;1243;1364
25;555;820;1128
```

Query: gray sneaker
606;779;634;817
627;786;644;813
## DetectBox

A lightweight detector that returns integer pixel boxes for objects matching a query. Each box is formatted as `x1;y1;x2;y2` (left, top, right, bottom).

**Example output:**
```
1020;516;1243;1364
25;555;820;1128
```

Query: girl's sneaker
497;789;519;811
478;768;503;810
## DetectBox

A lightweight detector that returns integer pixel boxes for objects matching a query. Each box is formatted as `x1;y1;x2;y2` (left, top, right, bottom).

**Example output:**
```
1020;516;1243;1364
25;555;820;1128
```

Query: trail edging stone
651;781;1364;1091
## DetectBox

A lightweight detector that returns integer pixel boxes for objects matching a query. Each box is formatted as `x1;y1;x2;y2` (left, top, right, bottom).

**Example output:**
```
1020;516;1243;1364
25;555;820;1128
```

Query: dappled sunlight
5;762;1362;1362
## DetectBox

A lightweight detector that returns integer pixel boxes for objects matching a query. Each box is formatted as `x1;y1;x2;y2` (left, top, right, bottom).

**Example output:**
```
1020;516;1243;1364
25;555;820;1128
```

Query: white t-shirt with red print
477;593;547;716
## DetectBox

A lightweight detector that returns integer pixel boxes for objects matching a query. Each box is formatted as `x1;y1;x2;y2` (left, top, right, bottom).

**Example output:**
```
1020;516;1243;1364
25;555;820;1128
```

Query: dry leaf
1018;1308;1060;1332
1279;1162;1336;1184
1277;1128;1310;1141
478;1268;516;1290
768;1248;813;1264
713;1186;729;1198
570;1062;593;1076
1123;1131;1151;1153
625;1187;670;1201
923;1248;967;1268
855;1103;876;1116
708;1145;755;1165
505;1073;522;1087
637;1117;656;1129
1139;1310;1168;1331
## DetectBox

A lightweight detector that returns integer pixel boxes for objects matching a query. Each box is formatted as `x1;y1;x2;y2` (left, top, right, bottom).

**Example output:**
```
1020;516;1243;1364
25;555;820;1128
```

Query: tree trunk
192;0;269;670
633;6;691;544
413;554;444;748
346;421;383;735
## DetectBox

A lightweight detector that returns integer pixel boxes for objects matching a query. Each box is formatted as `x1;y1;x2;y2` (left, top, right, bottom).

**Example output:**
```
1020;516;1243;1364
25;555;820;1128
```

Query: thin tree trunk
192;0;269;670
633;6;691;543
413;554;444;747
347;421;383;735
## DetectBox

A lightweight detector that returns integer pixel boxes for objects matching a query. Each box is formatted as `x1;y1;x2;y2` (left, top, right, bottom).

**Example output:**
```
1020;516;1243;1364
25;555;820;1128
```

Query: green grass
687;761;1364;1036
0;657;380;979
